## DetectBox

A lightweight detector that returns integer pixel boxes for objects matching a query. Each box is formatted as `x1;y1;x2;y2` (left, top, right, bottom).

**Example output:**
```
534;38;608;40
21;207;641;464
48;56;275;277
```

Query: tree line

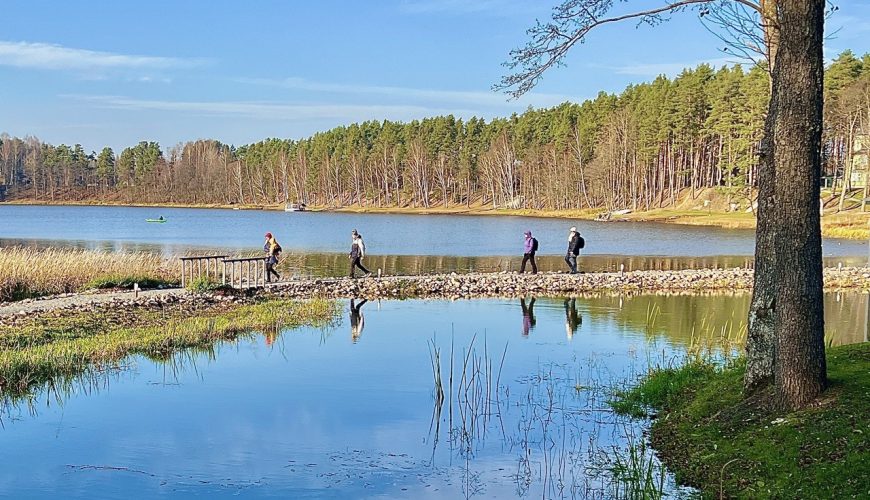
1;50;869;211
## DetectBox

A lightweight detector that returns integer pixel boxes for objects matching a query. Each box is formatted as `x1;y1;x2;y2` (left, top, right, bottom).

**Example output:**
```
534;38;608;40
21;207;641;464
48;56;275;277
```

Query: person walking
349;229;371;278
519;230;538;274
565;226;584;274
263;232;282;282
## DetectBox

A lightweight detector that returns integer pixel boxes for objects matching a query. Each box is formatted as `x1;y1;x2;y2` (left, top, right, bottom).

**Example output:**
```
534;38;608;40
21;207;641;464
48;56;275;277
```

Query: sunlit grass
0;247;180;301
0;298;340;396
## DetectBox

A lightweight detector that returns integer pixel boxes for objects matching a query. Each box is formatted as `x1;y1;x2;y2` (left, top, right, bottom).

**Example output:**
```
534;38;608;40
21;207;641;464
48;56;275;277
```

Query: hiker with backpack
264;232;282;282
565;226;584;274
520;230;539;274
349;229;371;278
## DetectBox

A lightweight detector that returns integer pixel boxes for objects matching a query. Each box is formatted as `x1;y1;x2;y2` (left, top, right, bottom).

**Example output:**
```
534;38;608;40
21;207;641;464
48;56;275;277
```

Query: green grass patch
612;343;870;498
84;274;176;290
0;298;340;398
185;275;223;293
609;359;719;418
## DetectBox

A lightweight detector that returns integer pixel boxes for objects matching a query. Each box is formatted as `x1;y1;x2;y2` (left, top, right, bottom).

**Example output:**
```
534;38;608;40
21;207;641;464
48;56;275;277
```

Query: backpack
531;237;539;253
577;236;585;250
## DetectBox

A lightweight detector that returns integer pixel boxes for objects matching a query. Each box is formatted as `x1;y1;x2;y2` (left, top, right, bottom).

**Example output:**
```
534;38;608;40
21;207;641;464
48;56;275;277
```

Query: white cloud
63;94;479;122
235;77;577;109
0;40;203;71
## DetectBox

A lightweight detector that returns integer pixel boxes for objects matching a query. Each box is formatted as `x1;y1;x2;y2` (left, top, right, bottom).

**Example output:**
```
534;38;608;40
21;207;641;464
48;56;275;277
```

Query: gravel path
3;266;869;318
0;288;186;317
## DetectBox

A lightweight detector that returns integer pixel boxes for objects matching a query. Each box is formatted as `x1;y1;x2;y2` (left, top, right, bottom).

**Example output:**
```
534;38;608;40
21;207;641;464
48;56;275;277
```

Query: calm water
1;204;866;258
1;292;866;499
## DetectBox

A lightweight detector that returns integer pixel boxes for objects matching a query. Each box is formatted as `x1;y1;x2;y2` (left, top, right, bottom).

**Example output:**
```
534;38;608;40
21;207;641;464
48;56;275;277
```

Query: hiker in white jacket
349;229;371;278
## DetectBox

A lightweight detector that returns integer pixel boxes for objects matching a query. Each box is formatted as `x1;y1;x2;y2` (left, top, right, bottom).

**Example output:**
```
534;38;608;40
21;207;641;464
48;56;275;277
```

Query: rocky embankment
2;267;869;322
267;267;870;300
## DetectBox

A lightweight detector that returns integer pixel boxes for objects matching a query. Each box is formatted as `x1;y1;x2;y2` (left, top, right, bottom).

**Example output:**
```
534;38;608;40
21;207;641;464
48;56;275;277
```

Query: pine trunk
745;92;778;393
773;0;827;409
744;0;779;394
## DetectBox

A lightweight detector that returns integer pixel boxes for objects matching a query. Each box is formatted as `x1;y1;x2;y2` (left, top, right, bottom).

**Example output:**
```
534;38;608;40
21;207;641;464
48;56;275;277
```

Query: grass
0;297;339;397
0;247;179;302
611;343;870;498
185;275;224;293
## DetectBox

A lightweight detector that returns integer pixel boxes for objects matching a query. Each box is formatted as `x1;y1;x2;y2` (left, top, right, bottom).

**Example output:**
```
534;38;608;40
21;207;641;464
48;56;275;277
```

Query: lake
1;204;866;258
1;292;866;498
2;204;867;276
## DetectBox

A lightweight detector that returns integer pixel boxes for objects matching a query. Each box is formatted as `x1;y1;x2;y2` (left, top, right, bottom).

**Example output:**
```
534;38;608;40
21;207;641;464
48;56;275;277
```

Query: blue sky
2;0;869;152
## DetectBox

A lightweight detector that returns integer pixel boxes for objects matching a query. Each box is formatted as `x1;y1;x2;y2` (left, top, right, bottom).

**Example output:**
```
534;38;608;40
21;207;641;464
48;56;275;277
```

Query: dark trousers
565;253;578;273
266;262;280;282
350;256;370;277
520;253;537;274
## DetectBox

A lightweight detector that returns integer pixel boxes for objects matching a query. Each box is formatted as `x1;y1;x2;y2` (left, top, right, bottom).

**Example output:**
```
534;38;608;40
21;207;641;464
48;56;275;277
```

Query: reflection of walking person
520;230;538;274
264;232;282;282
565;226;584;274
350;298;368;342
564;298;582;339
520;297;536;336
349;229;371;278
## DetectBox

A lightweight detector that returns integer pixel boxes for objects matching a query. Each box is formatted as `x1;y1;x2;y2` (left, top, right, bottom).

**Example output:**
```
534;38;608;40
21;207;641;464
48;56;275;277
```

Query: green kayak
145;218;167;223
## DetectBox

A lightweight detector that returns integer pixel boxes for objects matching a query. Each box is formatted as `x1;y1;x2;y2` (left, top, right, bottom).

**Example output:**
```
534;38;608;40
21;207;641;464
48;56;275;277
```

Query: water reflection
521;297;537;336
0;292;867;498
349;298;368;343
564;298;582;339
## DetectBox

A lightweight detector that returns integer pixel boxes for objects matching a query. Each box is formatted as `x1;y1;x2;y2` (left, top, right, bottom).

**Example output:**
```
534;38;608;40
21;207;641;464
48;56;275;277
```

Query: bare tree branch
495;0;764;98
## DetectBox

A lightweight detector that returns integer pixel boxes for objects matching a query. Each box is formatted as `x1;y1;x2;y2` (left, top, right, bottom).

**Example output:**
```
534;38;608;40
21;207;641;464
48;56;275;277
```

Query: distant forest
2;51;869;211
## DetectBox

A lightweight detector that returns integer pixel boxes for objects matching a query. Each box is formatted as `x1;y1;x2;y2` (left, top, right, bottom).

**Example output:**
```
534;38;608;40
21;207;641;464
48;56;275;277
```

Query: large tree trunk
745;91;778;393
773;0;827;409
744;0;779;394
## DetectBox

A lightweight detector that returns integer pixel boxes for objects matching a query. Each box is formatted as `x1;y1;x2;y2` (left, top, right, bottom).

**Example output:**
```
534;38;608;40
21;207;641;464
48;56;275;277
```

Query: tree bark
745;89;778;393
744;0;779;394
773;0;827;409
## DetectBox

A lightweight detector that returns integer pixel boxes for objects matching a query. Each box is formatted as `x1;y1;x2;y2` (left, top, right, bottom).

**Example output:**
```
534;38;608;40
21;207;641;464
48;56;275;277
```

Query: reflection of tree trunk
744;0;779;394
773;0;827;409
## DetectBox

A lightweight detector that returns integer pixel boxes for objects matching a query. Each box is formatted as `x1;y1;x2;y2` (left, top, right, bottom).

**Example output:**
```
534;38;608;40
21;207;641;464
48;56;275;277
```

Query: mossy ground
612;343;870;498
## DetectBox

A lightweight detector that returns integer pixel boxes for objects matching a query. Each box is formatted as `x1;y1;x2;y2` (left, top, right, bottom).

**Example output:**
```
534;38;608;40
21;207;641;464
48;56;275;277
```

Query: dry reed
0;247;179;302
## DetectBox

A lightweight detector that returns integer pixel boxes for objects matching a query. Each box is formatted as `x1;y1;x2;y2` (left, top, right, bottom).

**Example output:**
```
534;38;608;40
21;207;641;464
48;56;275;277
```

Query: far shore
3;197;869;240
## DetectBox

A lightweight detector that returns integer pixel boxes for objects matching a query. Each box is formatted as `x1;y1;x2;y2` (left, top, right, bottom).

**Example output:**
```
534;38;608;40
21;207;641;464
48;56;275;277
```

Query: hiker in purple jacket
519;230;538;274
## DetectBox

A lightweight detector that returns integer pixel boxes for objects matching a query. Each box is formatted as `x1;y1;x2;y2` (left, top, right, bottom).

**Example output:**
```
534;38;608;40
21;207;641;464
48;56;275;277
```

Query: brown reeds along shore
0;247;179;302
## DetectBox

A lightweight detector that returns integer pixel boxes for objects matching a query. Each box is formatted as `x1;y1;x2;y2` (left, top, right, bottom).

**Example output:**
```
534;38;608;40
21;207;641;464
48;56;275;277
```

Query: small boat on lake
284;203;307;212
145;216;167;223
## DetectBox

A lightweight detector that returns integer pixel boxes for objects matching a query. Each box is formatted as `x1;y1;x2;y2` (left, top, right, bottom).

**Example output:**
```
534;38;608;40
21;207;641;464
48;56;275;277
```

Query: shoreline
612;343;870;497
5;198;870;240
4;267;869;317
